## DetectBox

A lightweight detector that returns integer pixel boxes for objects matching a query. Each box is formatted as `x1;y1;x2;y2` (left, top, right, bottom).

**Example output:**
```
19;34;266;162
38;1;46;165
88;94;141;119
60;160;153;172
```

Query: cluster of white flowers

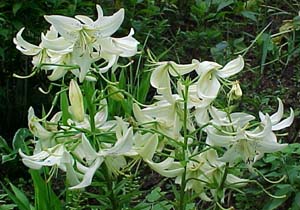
133;56;294;200
14;5;139;82
15;4;294;204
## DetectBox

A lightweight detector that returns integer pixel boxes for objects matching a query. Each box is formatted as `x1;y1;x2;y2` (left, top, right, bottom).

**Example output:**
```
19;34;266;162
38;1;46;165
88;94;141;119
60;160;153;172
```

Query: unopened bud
228;80;242;100
108;85;124;101
69;79;85;122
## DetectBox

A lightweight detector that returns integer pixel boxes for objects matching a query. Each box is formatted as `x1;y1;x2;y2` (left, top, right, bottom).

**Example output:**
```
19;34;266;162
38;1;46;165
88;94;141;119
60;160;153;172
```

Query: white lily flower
19;144;68;170
28;107;53;141
69;118;133;189
177;149;248;201
14;27;73;68
206;115;287;166
196;55;244;100
259;98;294;131
125;133;159;161
150;61;197;97
133;101;183;139
43;5;138;81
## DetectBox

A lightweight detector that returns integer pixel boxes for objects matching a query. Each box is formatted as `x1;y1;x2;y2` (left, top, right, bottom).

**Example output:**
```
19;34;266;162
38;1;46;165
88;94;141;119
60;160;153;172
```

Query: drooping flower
150;61;197;98
206;113;288;167
196;56;244;100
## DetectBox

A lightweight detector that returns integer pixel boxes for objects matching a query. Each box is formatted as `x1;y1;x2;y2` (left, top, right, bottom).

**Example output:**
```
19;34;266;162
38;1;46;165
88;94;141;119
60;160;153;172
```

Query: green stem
83;81;96;134
179;80;190;210
104;165;119;210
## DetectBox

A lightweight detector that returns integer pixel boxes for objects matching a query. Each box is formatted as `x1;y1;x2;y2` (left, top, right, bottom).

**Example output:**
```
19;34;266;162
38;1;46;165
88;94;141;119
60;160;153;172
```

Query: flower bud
228;80;242;100
108;85;124;101
69;79;85;122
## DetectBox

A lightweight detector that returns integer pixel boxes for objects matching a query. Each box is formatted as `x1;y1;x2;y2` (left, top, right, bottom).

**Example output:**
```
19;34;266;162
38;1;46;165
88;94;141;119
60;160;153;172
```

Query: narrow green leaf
12;2;23;16
241;11;257;22
60;90;70;125
9;183;32;209
217;0;234;12
0;182;30;210
0;204;17;210
30;170;61;210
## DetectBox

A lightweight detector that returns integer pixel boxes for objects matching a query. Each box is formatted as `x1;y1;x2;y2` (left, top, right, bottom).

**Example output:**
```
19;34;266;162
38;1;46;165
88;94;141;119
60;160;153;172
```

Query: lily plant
14;4;294;210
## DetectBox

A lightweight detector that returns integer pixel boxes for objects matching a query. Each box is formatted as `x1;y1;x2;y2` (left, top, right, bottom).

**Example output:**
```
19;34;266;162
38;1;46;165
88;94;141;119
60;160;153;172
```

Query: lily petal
197;70;220;99
272;108;294;131
94;8;124;37
13;28;41;55
44;15;81;40
216;55;244;78
69;157;103;190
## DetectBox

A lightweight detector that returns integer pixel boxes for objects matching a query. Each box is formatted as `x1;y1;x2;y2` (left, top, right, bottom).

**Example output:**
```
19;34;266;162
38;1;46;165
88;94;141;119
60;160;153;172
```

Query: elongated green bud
108;85;124;101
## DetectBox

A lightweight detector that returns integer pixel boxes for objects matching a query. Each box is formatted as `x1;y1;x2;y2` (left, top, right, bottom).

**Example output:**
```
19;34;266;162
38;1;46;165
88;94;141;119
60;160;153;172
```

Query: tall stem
179;81;189;210
104;165;119;210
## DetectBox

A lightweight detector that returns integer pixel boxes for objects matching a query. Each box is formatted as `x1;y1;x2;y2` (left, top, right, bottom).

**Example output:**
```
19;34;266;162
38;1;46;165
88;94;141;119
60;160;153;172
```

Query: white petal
272;108;294;131
94;8;124;37
226;174;248;187
194;106;210;126
73;134;98;164
112;28;139;57
13;27;41;55
28;107;53;140
47;68;67;81
168;61;197;77
270;98;284;124
258;132;288;153
101;127;133;156
44;15;81;40
139;134;159;160
219;145;241;163
193;60;221;75
133;103;153;123
99;52;118;73
206;126;234;146
150;63;170;90
146;158;184;178
69;157;103;189
41;33;73;51
75;15;94;25
197;71;220;99
94;101;108;128
216;55;244;78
